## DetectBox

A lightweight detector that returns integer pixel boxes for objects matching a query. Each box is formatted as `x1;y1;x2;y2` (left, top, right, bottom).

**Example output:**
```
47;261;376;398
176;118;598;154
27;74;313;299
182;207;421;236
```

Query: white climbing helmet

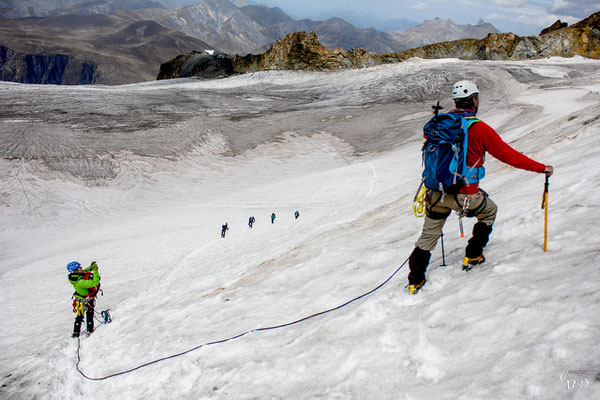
452;80;480;99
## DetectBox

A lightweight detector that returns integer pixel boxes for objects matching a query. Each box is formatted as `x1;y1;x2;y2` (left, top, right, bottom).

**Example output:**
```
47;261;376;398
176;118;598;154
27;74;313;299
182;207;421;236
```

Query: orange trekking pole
541;175;549;252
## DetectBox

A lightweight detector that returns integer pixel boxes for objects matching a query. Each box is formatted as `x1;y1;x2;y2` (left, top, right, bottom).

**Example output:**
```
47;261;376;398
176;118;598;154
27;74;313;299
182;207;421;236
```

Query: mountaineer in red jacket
408;80;553;294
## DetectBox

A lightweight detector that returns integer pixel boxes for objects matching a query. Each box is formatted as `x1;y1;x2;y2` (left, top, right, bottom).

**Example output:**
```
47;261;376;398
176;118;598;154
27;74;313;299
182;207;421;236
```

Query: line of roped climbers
221;210;300;238
66;211;302;338
66;79;554;371
65;79;555;334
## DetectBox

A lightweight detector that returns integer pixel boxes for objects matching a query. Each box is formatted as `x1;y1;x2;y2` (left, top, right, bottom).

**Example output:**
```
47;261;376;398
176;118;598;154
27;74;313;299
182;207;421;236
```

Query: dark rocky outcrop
157;52;234;79
0;46;97;84
540;20;568;35
233;31;382;72
157;31;386;79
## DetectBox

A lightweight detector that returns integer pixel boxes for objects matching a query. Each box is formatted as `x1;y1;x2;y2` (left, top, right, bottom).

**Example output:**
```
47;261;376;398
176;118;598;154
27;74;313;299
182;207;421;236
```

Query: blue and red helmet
67;261;81;273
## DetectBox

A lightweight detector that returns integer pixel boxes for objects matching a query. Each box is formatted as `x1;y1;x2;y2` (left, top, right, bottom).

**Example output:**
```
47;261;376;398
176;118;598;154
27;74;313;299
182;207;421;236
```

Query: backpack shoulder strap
462;115;480;129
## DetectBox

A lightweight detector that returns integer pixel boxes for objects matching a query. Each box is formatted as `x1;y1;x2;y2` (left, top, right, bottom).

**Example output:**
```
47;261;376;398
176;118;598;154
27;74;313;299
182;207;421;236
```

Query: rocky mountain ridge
0;13;213;84
157;11;600;80
0;0;502;55
0;0;164;17
386;17;500;51
107;3;502;55
386;12;600;62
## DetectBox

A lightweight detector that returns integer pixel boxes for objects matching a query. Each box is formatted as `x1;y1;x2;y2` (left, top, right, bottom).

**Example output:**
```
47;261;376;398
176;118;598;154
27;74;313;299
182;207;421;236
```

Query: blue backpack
421;109;485;194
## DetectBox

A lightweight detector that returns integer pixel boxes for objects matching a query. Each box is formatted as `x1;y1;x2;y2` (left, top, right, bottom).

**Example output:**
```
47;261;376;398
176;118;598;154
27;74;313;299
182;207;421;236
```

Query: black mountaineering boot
409;279;427;294
463;254;485;271
463;222;492;271
407;247;431;294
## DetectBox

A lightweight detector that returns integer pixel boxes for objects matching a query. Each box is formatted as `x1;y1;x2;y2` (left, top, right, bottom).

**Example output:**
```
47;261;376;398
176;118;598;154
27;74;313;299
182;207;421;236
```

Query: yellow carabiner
412;187;427;217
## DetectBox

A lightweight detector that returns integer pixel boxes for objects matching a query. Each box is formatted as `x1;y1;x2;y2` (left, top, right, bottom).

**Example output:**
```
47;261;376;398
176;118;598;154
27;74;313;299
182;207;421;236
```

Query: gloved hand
91;261;98;270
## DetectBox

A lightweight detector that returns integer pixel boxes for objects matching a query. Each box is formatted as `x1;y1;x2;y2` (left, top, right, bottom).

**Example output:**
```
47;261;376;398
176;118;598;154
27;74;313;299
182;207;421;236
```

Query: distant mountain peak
422;17;455;24
386;15;501;51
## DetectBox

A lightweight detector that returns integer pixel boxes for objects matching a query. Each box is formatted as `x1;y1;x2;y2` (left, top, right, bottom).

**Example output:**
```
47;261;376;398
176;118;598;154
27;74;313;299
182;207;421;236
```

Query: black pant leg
408;247;431;285
86;299;95;333
73;314;83;336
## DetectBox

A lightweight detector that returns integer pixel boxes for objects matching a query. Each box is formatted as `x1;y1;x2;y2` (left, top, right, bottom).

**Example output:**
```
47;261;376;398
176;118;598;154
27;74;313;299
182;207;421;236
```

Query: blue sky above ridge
250;0;599;36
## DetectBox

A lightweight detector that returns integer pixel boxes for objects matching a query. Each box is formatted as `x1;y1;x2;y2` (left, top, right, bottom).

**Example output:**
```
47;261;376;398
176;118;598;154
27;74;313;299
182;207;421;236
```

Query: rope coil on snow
75;257;410;381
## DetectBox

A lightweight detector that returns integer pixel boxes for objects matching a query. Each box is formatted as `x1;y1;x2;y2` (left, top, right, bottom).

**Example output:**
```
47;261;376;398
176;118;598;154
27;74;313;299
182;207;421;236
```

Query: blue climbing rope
75;256;410;380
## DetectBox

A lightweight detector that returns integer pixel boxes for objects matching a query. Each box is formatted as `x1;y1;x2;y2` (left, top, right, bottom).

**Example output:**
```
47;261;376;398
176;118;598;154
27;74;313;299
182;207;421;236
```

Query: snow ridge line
74;256;410;381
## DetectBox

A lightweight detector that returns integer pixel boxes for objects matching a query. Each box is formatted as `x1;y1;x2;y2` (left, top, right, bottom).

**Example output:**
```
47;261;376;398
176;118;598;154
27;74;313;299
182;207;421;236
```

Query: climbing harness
74;256;411;381
72;286;102;314
72;296;95;316
72;287;111;337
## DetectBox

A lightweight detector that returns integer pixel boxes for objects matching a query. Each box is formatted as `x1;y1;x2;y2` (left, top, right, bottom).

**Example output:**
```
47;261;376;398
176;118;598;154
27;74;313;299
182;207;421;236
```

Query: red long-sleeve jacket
459;110;546;194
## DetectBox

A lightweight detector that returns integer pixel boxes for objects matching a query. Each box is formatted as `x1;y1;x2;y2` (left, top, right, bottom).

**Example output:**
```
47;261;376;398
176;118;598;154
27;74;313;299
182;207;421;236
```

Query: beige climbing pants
415;189;497;251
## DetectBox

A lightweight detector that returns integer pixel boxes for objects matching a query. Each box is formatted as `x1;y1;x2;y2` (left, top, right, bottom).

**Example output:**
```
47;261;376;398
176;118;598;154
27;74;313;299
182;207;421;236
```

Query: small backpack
421;109;485;194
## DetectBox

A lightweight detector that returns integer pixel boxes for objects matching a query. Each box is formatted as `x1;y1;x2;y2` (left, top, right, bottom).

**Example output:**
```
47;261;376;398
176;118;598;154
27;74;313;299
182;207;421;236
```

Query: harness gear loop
412;186;427;217
413;177;425;202
461;196;470;216
457;196;470;237
73;299;85;316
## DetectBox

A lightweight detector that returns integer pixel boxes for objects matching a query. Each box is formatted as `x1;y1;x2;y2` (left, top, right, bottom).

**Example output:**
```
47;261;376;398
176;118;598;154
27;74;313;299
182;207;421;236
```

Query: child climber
67;261;100;338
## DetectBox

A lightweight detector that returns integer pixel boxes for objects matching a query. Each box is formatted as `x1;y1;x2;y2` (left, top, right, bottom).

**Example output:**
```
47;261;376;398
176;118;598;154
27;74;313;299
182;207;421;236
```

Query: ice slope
0;57;599;399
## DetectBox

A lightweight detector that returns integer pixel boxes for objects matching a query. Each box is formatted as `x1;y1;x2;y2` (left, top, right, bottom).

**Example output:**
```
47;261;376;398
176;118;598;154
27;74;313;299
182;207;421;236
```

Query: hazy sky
252;0;599;35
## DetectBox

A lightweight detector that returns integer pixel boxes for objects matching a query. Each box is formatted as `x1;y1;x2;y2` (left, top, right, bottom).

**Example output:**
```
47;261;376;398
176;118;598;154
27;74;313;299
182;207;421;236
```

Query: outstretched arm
472;122;547;173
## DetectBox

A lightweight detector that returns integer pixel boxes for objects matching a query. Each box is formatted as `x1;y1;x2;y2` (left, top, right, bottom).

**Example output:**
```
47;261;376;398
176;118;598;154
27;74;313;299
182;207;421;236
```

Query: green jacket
68;264;100;299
